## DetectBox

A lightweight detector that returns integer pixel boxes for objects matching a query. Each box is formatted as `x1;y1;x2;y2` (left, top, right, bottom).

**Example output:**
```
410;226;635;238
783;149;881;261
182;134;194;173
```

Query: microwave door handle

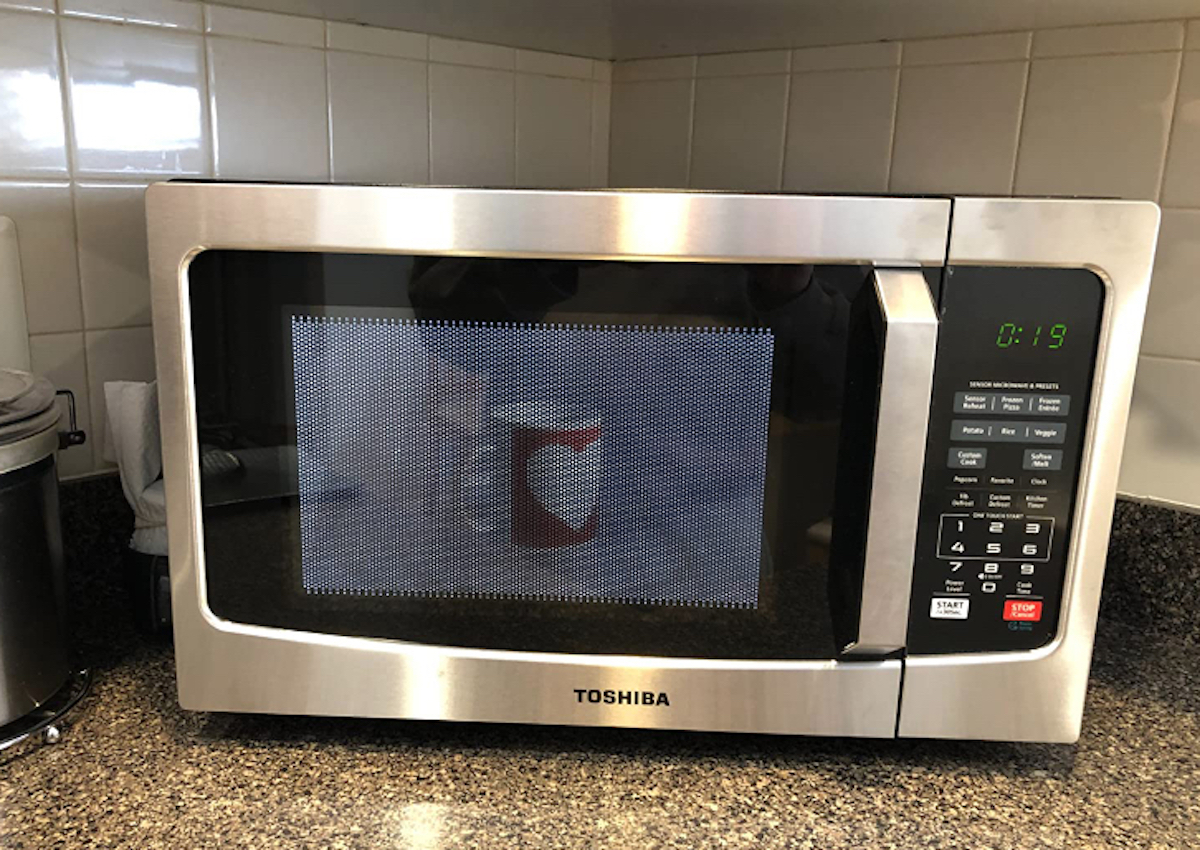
841;268;939;656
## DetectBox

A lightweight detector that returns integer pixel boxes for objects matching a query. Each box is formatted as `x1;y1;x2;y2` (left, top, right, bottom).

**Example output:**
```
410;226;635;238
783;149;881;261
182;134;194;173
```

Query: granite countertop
1;479;1198;848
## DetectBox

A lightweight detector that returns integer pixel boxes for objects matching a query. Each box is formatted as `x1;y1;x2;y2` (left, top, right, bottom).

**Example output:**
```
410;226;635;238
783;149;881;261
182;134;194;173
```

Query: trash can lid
0;368;59;447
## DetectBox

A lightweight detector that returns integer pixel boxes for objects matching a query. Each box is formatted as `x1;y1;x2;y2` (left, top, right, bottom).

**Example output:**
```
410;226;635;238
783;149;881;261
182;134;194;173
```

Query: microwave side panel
147;185;952;737
898;197;1159;743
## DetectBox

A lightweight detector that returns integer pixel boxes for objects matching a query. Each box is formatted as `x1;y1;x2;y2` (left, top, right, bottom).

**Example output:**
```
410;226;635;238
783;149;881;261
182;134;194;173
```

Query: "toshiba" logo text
573;689;670;707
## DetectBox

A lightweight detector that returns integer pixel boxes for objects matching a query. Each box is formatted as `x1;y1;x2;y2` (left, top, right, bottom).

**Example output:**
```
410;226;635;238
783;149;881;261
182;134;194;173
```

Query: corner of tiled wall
0;0;611;478
608;19;1200;509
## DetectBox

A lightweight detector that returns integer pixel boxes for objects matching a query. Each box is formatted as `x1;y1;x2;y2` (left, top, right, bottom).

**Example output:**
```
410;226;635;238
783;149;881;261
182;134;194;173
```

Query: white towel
104;381;168;556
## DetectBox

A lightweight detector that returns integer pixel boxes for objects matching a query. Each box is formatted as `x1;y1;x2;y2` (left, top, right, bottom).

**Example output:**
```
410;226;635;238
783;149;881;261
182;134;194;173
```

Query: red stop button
1003;599;1043;622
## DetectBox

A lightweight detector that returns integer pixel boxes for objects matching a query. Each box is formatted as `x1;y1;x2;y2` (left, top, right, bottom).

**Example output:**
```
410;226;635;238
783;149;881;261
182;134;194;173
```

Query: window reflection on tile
63;19;209;175
0;1;54;14
0;11;68;177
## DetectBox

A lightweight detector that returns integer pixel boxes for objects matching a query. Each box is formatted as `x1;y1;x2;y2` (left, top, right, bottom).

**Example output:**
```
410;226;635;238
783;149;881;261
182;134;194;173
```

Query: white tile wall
1014;52;1179;200
0;11;68;177
0;2;607;477
208;37;329;180
1161;51;1200;208
325;21;425;59
327;51;427;183
429;63;515;185
689;74;788;191
609;78;693;187
1033;21;1184;58
891;61;1027;194
790;42;900;71
0;182;81;334
516;74;591;187
782;68;897;193
62;18;209;176
429;36;513;70
607;20;1200;508
204;4;322;47
1141;209;1200;361
74;181;152;329
903;32;1031;66
0;1;54;11
60;0;203;30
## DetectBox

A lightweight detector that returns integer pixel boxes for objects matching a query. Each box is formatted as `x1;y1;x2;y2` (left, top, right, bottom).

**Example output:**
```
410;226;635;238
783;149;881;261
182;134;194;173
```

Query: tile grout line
511;67;518;186
595;18;1196;68
205;31;221;178
1007;55;1033;196
200;28;216;177
1153;49;1187;205
775;52;792;191
586;78;596;187
1140;353;1200;365
886;59;905;192
52;3;97;472
883;42;903;191
425;54;433;183
684;57;697;188
323;31;334;182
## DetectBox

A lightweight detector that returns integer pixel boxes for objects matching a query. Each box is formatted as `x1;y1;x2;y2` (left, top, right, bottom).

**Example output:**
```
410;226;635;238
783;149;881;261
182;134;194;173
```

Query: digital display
995;322;1067;349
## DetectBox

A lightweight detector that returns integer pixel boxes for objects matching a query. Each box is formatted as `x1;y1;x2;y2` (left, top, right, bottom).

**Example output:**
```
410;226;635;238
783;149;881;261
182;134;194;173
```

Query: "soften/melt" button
1023;448;1063;471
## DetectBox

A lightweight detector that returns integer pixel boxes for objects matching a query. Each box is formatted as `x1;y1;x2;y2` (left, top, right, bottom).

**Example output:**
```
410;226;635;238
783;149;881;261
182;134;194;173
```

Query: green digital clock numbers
996;322;1067;350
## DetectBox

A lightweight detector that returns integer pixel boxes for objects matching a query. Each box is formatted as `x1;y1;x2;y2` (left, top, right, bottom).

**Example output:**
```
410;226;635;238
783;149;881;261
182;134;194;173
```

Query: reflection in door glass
292;316;774;608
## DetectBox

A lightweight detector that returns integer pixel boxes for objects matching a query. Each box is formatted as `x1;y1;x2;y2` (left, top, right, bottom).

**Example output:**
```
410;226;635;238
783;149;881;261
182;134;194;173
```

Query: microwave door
188;255;934;665
153;186;959;736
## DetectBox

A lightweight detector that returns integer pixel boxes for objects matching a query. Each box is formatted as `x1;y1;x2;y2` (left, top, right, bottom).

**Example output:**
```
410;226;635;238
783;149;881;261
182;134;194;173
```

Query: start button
1003;599;1043;622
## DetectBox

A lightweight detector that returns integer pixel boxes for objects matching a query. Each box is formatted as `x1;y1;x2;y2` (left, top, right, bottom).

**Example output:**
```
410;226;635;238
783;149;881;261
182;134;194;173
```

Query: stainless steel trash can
0;369;70;727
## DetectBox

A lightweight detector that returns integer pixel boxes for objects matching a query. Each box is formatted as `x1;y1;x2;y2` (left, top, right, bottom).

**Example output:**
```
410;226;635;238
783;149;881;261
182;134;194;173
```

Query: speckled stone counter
1;479;1197;849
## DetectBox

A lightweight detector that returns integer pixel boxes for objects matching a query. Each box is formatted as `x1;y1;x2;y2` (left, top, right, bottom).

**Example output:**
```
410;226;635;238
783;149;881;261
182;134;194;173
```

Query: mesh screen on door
291;316;774;609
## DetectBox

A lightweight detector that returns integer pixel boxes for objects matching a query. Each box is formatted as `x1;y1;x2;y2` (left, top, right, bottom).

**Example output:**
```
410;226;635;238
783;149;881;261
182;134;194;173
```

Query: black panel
189;252;879;660
907;267;1103;654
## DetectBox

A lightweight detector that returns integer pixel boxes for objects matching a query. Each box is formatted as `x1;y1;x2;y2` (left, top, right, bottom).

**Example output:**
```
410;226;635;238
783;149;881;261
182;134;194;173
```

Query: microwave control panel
907;266;1104;654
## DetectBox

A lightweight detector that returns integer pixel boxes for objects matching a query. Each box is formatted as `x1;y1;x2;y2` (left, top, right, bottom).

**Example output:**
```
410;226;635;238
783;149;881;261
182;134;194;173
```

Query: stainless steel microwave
148;183;1159;743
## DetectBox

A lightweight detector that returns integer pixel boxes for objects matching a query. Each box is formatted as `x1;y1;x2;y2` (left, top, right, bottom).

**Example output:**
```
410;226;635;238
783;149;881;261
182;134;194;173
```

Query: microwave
148;184;1159;743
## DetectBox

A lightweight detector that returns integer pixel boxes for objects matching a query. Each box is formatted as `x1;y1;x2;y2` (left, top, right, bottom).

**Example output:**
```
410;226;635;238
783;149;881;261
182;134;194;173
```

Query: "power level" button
1003;599;1043;622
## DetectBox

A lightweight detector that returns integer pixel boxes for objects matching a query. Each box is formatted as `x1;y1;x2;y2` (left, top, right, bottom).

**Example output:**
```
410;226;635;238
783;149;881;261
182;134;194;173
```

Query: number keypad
936;515;1053;562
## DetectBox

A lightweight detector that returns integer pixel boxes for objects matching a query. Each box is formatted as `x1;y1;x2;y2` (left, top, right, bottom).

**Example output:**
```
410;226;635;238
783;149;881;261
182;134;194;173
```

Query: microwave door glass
189;253;889;660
